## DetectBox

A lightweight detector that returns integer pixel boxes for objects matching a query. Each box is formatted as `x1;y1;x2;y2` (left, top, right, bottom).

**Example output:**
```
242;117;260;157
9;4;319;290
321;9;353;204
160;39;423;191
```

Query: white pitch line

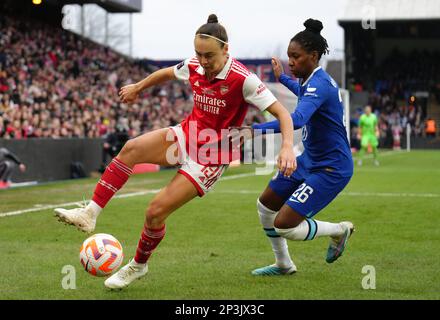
220;172;256;180
0;172;257;218
4;167;435;218
217;190;259;194
216;190;440;198
342;191;440;198
0;190;163;218
353;150;406;160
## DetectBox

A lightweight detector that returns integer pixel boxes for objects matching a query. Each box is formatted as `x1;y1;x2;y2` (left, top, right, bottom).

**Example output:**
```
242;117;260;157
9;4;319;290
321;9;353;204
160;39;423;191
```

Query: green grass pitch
0;150;439;299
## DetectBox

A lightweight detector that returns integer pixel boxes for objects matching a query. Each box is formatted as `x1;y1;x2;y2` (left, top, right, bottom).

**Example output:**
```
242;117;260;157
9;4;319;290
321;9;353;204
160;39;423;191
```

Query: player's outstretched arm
251;108;308;134
252;91;322;134
266;101;296;177
119;67;176;104
357;117;363;139
375;117;380;138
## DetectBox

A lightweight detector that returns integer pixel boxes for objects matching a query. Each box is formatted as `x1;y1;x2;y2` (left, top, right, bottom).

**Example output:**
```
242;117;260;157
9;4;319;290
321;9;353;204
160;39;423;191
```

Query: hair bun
304;18;323;34
207;14;219;24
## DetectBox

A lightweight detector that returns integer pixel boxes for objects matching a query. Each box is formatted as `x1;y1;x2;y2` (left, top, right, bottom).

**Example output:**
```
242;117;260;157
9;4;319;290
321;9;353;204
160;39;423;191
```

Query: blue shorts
268;160;351;218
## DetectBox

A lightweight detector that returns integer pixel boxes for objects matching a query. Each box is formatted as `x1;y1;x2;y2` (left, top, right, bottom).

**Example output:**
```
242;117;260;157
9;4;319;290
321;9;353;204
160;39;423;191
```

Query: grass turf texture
0;150;439;299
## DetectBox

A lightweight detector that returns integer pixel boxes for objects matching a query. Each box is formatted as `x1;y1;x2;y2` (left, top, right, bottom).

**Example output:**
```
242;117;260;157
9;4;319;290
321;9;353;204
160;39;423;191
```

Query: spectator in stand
100;122;130;172
0;12;194;140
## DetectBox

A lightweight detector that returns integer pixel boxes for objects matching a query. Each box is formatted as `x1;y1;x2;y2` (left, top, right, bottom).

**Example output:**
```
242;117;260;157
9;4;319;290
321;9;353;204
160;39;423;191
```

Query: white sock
257;199;293;268
130;258;147;268
275;219;344;241
314;220;344;238
86;200;102;219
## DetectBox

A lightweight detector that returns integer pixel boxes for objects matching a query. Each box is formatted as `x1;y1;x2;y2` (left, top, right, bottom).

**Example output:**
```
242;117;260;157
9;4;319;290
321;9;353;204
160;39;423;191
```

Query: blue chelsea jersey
254;66;353;177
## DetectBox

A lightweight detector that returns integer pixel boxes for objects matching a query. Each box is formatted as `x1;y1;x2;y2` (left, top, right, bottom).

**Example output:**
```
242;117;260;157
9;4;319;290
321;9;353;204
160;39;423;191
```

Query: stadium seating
349;47;440;147
0;10;265;141
0;12;196;140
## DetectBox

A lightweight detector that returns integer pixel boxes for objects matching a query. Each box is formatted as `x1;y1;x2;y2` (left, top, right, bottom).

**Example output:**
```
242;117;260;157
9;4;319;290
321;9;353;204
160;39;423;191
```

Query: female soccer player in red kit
55;14;296;289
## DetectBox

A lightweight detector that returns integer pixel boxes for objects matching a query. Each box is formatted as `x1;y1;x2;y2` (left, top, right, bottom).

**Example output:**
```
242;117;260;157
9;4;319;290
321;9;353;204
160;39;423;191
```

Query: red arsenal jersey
174;55;276;165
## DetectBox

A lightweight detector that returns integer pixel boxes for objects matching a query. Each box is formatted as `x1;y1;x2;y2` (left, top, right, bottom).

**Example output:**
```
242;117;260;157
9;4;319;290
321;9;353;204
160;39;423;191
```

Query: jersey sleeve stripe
232;62;249;73
232;62;251;75
231;66;250;78
232;64;250;75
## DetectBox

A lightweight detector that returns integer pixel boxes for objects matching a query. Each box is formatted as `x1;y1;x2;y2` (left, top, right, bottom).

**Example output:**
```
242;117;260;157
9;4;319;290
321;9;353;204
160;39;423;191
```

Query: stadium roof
338;0;440;22
54;0;142;13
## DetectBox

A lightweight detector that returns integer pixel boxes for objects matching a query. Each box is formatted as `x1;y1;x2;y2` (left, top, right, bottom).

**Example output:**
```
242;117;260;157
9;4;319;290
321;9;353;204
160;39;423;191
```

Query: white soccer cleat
104;259;148;290
54;206;97;233
251;263;297;276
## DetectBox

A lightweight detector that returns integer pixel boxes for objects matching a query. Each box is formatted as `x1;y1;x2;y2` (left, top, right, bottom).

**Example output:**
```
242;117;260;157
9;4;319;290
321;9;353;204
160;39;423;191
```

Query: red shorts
170;125;228;197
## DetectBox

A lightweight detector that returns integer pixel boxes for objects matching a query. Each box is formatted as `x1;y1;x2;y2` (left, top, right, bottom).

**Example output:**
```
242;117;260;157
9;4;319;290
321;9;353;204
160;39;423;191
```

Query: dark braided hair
291;19;329;60
195;14;228;48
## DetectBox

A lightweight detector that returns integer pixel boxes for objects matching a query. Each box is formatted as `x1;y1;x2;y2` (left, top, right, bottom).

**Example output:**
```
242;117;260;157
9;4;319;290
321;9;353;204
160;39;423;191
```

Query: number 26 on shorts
290;183;314;203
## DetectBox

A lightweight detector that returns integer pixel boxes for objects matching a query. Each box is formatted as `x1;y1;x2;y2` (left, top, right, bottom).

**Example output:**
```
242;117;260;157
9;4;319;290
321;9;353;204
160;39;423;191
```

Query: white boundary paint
0;151;420;218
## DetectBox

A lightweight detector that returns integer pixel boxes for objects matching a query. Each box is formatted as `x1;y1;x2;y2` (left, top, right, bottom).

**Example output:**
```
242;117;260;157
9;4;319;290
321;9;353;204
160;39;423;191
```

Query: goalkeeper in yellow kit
357;105;380;166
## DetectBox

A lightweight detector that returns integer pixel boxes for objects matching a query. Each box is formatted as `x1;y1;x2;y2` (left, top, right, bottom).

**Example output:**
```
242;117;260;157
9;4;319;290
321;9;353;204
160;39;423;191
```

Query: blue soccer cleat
326;221;355;263
251;264;297;276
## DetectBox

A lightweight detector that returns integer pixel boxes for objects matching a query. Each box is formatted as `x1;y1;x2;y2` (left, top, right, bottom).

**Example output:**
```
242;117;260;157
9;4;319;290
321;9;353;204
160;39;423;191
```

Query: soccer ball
79;233;124;277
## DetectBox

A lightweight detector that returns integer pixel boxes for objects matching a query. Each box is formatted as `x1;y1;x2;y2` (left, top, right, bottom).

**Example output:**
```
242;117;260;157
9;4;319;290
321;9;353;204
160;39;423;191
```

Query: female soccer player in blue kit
250;19;355;275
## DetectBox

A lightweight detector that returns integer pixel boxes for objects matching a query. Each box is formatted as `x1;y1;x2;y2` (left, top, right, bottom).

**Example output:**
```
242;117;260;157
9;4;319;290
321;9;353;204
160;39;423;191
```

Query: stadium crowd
349;47;440;147
374;48;440;101
369;92;425;137
0;14;264;140
372;48;440;138
1;11;436;146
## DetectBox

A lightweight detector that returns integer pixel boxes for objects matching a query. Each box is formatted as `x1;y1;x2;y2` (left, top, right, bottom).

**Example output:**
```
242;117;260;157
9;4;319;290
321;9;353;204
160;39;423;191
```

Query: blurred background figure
425;118;437;138
100;122;130;173
0;147;26;189
357;105;380;166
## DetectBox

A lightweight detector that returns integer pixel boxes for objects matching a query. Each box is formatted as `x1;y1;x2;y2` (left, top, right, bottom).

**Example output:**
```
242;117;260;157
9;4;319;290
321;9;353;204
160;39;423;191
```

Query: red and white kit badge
220;85;229;95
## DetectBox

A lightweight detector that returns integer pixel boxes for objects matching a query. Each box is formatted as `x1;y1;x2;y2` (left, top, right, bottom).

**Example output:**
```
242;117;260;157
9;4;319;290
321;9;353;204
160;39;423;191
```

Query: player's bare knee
273;217;288;230
257;198;276;215
145;200;167;226
118;139;137;160
274;215;302;229
258;190;284;212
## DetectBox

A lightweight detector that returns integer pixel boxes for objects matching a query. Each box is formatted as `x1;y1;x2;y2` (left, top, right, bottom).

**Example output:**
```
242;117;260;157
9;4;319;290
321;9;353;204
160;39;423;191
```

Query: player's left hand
119;84;140;104
278;146;296;177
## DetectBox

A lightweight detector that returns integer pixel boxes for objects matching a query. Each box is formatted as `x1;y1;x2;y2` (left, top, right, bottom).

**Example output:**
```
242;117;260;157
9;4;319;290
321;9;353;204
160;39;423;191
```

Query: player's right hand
278;146;296;177
119;84;140;104
271;57;284;80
